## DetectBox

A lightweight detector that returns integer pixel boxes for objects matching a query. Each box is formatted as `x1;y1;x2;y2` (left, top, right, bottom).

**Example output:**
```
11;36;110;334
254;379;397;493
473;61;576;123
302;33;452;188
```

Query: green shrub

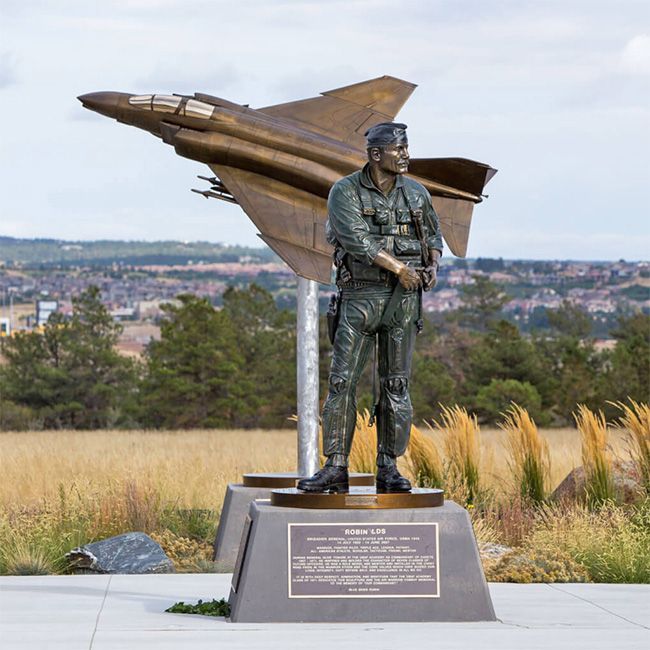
475;380;543;424
529;501;650;583
166;598;230;617
0;400;40;431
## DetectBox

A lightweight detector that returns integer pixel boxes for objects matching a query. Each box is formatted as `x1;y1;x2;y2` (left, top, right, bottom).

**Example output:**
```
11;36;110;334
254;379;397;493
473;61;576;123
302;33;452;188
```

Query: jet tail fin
408;157;497;198
408;158;497;258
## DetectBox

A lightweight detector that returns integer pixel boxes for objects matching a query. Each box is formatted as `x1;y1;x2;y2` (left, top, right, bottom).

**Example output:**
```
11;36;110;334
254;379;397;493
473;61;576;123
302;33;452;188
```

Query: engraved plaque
288;523;439;598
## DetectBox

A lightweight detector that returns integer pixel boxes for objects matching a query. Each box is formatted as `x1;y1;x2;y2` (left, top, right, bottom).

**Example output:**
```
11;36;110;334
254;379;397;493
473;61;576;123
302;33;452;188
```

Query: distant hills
0;237;279;267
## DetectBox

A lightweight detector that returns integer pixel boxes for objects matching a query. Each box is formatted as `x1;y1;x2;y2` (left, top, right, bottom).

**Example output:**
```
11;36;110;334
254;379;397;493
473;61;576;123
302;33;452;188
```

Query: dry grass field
0;425;629;509
0;414;647;582
0;429;296;510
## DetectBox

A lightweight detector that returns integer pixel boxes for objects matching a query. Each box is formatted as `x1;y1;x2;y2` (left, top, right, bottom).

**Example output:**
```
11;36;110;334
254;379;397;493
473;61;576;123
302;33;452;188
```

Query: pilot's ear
368;147;382;162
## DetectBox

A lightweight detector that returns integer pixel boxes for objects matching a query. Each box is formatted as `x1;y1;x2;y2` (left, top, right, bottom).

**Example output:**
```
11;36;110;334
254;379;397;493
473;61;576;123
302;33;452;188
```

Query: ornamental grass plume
405;423;444;488
575;405;614;506
499;404;550;504
611;399;650;496
436;405;482;505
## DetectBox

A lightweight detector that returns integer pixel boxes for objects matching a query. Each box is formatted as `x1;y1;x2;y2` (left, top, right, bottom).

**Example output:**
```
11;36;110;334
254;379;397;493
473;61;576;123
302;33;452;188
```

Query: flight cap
365;122;408;147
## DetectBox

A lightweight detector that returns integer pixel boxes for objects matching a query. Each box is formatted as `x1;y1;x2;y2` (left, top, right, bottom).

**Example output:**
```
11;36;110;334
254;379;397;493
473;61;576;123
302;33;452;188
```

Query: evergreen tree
410;355;456;422
540;301;603;422
475;378;544;423
409;322;459;421
464;320;552;422
221;284;296;427
455;275;510;331
0;286;137;428
141;285;297;429
599;313;650;412
547;300;592;338
141;294;245;428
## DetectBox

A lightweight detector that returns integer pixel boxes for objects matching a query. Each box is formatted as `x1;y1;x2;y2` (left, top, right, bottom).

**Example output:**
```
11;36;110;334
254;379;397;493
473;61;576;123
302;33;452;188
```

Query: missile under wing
79;76;496;284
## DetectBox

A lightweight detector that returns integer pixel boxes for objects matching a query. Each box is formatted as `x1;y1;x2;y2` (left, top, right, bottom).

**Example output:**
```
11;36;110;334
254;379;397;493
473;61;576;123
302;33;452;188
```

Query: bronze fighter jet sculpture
78;76;496;283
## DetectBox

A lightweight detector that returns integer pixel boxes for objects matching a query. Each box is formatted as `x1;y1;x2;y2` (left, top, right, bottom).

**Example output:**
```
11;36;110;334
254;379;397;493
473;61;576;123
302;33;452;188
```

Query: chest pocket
357;184;393;226
396;208;411;224
373;207;390;225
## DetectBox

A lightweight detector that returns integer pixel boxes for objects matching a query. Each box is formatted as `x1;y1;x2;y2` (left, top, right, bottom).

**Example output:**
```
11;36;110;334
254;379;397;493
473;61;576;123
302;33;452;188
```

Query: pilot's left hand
422;265;438;291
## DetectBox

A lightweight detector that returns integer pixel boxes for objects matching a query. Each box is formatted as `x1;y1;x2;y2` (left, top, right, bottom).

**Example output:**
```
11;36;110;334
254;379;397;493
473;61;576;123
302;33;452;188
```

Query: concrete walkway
0;574;648;649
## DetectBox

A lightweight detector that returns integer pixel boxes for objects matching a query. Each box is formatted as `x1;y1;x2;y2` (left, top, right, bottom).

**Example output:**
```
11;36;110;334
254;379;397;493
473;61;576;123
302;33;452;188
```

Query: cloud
471;228;650;262
0;52;17;89
620;34;650;75
134;63;239;95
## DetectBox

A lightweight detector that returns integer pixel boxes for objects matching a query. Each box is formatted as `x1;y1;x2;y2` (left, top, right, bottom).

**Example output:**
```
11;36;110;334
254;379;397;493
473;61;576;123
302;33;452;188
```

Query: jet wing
258;76;417;150
209;164;334;284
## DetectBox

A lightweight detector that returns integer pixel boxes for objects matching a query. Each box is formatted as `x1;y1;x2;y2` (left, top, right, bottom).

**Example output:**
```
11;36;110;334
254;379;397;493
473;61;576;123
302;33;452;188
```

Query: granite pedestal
213;473;373;569
228;495;495;623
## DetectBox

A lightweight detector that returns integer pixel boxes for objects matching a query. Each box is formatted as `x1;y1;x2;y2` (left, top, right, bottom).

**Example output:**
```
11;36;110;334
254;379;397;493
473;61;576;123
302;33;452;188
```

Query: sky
0;0;648;261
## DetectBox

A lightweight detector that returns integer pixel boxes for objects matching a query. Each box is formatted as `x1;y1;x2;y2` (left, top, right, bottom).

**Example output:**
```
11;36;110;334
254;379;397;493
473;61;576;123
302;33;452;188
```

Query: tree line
0;281;647;430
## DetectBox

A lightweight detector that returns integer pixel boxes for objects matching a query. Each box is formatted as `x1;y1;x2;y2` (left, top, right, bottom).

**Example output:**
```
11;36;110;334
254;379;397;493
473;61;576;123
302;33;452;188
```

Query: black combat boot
297;466;349;493
376;463;412;493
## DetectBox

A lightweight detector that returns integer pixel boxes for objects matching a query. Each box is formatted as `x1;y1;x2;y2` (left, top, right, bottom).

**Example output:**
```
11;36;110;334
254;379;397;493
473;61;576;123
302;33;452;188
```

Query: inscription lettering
288;523;439;598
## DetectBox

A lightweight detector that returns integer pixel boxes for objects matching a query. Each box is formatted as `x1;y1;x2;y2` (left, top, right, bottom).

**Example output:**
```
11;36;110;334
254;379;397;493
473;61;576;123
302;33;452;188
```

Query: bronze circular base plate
242;472;374;489
270;486;444;509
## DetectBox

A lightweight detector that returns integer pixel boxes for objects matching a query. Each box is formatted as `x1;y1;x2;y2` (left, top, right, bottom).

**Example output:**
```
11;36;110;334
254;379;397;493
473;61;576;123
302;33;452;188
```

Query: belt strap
379;224;411;235
379;282;406;329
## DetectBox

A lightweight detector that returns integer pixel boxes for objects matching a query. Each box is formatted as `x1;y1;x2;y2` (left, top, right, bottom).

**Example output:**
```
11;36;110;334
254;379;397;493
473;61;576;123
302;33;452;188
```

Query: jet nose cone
77;91;123;118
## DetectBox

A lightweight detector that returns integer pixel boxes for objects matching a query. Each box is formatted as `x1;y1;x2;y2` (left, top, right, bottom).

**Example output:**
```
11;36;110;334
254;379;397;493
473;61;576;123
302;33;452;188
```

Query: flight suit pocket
373;208;390;225
396;208;411;224
394;238;421;257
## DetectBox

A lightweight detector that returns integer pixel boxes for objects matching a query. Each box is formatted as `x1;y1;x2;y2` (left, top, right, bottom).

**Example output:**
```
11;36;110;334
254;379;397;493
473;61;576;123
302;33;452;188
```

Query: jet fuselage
79;91;482;203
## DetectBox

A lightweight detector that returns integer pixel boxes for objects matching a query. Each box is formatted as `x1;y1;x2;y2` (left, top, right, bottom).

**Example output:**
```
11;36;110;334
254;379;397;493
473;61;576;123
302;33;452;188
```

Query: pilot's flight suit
323;163;443;467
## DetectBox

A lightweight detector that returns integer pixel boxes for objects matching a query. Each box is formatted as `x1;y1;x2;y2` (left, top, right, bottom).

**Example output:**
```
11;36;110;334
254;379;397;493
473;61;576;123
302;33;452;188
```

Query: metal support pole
296;276;320;477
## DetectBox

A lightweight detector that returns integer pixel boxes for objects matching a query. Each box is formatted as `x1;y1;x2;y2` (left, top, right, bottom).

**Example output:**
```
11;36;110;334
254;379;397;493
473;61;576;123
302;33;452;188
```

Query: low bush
485;548;590;583
150;530;214;573
527;500;650;583
0;400;41;431
166;598;230;617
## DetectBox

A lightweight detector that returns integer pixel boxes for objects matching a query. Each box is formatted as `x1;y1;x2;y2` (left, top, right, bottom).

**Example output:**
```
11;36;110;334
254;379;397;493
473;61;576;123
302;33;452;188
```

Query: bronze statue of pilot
298;123;442;494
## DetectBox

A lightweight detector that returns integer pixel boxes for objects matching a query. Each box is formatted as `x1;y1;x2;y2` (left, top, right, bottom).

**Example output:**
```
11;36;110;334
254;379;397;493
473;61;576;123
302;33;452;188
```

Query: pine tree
141;294;245;428
0;286;137;429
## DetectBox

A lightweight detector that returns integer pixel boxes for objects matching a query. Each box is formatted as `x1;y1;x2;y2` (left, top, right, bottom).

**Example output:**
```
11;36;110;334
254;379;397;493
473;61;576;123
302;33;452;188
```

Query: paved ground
0;574;648;649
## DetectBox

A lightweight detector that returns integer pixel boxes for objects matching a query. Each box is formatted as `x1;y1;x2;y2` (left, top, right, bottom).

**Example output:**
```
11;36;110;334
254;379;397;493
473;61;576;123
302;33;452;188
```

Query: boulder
479;543;512;562
66;532;175;574
552;460;643;504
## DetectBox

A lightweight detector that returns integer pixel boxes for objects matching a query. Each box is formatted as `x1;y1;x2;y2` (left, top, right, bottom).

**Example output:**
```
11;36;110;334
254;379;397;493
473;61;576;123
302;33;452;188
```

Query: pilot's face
371;144;410;175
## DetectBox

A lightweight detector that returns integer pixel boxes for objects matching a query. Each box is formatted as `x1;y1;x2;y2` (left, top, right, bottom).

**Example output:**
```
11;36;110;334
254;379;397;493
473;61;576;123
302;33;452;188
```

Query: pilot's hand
397;265;421;291
422;265;438;291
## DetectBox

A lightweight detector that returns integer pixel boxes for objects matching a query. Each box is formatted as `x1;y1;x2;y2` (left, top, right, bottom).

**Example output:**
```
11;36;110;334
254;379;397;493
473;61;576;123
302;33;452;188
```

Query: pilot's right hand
397;265;421;290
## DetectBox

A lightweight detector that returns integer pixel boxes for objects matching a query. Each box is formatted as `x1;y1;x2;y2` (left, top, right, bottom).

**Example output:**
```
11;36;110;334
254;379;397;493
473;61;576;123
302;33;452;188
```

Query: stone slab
212;483;272;569
228;500;495;622
213;477;376;569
